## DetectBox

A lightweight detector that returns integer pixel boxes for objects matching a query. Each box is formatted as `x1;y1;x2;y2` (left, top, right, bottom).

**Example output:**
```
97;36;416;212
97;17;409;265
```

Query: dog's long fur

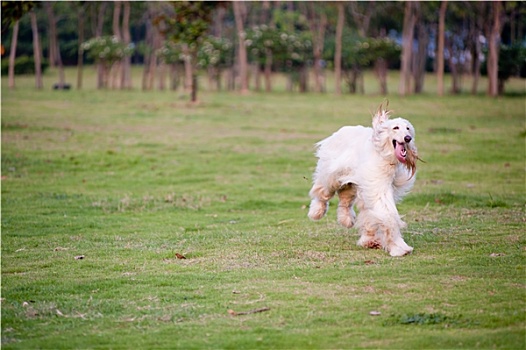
308;103;418;256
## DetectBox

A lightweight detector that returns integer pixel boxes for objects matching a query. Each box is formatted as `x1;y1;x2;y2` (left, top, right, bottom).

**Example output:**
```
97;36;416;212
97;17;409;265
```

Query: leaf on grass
56;309;65;317
175;253;186;259
369;311;382;316
489;253;505;257
364;260;376;265
74;255;85;260
227;307;270;316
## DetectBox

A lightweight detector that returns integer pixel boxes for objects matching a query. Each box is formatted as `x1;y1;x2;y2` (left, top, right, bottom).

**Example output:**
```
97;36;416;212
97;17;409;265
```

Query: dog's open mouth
392;140;407;163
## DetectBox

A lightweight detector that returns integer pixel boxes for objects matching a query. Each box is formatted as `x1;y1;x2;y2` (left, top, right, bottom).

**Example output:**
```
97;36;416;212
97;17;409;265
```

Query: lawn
1;68;525;349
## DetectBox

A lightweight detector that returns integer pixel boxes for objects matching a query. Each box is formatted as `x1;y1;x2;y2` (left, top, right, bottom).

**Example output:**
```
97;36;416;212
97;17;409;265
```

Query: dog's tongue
395;142;407;163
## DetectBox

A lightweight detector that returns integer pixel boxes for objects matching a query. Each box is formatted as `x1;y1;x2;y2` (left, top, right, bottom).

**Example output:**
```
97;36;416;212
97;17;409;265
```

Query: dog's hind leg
308;183;334;221
336;184;357;228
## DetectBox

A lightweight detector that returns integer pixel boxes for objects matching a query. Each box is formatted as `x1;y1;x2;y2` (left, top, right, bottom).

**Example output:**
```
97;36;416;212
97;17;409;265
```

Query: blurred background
2;1;525;99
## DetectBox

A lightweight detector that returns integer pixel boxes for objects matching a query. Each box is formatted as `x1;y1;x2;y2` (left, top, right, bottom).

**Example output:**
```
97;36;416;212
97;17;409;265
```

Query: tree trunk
306;3;327;93
95;2;107;89
158;62;166;91
182;44;192;93
45;3;57;68
334;2;344;95
45;3;66;88
253;63;261;92
170;64;180;91
437;1;447;96
142;18;152;91
447;39;461;94
374;58;388;95
148;29;160;90
264;49;272;92
77;4;85;89
111;1;122;89
30;11;43;89
121;1;132;89
191;74;198;102
399;1;417;96
470;3;483;95
413;11;428;94
349;1;373;37
8;21;19;90
233;1;248;94
487;1;501;97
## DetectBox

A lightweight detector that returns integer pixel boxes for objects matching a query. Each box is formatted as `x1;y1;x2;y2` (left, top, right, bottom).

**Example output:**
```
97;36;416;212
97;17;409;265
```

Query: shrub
1;55;49;75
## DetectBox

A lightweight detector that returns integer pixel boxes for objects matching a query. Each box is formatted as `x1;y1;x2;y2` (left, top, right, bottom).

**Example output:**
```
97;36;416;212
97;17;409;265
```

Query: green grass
2;67;525;349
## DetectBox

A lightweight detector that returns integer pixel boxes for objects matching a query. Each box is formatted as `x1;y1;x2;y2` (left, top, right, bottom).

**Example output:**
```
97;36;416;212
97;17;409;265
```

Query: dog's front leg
384;227;413;257
336;184;357;228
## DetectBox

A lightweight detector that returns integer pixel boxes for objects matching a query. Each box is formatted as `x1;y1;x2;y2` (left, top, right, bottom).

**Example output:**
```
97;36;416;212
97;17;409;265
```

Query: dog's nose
404;135;412;143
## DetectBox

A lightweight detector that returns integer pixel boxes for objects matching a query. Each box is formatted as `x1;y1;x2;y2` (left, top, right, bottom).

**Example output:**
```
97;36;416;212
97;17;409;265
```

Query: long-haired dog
308;102;418;256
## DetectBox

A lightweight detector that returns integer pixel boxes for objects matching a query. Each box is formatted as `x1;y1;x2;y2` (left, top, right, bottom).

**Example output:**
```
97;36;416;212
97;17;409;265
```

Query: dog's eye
393;126;399;130
406;127;410;131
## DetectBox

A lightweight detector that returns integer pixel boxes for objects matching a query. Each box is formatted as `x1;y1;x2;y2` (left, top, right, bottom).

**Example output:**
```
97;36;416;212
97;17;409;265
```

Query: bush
1;55;49;75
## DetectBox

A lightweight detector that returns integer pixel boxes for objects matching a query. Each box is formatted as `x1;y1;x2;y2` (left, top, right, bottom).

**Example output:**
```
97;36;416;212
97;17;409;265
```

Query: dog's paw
337;207;355;228
337;215;355;228
308;199;328;221
388;244;413;257
357;236;381;249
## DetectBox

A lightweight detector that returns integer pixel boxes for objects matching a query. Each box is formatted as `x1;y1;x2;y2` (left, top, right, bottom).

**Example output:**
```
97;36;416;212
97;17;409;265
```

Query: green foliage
197;36;233;69
1;55;49;75
156;41;184;65
353;37;401;67
246;25;312;70
1;1;36;33
325;30;400;69
497;43;526;81
155;1;216;54
81;36;134;66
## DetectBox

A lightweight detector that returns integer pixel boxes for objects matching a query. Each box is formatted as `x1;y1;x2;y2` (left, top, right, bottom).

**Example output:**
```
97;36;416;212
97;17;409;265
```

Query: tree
121;1;132;89
76;2;86;89
437;1;447;96
30;9;43;89
110;1;122;89
399;1;417;96
45;2;66;88
346;1;376;94
303;2;328;93
497;43;525;94
8;21;20;89
486;1;503;97
413;2;430;94
82;36;134;88
233;1;248;94
197;36;233;91
154;1;217;101
2;1;35;89
334;2;344;95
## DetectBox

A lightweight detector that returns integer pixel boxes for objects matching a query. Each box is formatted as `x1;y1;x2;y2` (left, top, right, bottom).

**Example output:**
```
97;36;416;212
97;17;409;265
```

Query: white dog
308;103;418;257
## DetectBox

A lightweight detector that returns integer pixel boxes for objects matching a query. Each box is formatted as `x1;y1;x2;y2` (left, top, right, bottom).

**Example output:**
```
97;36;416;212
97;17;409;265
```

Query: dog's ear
372;108;390;129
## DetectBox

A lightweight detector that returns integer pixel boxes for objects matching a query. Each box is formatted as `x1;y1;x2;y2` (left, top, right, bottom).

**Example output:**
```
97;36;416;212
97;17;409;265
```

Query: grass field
1;67;525;349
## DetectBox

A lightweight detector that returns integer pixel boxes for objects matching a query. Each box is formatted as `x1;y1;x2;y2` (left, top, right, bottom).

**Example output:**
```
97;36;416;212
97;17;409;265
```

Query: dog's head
372;104;418;177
